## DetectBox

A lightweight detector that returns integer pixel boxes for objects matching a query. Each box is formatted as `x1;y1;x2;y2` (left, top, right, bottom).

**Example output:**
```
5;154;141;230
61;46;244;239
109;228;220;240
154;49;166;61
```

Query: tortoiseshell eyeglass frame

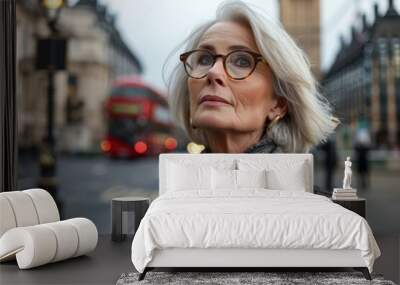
179;49;266;80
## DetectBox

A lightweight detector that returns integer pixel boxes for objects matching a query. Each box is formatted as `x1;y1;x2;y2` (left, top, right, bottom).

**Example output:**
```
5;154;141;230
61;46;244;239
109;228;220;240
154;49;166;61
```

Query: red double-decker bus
101;76;177;158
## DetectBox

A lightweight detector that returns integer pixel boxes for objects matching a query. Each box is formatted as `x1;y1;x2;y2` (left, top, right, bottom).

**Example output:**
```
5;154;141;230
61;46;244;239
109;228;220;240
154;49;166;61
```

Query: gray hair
164;0;338;153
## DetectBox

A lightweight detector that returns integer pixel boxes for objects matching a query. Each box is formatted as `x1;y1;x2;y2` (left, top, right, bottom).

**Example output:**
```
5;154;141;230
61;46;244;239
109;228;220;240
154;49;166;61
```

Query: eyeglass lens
185;50;256;79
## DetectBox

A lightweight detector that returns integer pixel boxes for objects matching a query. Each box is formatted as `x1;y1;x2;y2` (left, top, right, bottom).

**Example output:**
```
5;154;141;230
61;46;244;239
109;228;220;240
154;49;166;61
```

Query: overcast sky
98;0;400;91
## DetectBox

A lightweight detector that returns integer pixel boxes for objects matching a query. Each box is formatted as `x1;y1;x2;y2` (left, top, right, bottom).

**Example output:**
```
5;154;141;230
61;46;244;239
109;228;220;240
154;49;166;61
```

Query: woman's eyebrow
197;44;215;51
197;44;256;53
227;45;254;52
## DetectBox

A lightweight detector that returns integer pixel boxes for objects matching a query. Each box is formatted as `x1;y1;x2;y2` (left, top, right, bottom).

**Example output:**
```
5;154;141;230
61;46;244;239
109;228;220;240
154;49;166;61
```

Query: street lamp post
36;0;66;215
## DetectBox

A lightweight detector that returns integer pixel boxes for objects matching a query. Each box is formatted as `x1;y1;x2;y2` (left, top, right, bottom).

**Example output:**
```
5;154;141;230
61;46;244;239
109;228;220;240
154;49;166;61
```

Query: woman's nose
206;58;226;86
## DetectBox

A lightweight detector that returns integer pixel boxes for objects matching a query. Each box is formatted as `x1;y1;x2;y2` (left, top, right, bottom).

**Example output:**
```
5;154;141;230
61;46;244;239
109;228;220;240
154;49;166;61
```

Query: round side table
111;196;150;242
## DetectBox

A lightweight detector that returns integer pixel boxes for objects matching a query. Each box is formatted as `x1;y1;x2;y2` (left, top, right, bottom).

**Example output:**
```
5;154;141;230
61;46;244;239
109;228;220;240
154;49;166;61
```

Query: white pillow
266;163;307;191
236;169;267;189
167;158;236;171
211;168;268;190
211;168;237;190
238;158;309;192
167;162;211;191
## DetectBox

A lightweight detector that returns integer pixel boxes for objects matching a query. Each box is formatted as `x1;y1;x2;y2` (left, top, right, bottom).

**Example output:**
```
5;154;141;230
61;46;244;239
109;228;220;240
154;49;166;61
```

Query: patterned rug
116;271;396;285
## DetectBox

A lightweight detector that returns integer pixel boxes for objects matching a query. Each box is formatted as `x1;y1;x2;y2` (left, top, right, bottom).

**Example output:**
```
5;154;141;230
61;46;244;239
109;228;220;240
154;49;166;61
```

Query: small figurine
343;156;352;189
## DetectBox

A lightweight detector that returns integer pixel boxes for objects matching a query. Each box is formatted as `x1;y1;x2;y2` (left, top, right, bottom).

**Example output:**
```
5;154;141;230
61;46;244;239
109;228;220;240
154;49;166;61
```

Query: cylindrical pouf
66;218;98;257
111;197;150;242
0;195;17;237
0;218;98;269
0;191;39;227
23;188;60;223
42;221;79;262
0;189;60;238
0;225;57;269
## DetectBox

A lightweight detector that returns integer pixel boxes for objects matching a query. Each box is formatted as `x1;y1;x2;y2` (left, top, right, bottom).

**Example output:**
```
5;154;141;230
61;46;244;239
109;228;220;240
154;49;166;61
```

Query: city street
5;1;399;283
314;163;400;235
18;153;400;235
18;153;160;234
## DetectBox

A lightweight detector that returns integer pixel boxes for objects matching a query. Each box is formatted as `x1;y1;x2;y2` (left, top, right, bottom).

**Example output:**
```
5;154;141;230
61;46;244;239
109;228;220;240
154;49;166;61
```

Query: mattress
131;189;381;273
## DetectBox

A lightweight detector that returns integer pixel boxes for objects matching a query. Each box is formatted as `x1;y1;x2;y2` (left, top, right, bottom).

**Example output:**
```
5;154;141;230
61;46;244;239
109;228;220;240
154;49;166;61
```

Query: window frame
0;0;17;192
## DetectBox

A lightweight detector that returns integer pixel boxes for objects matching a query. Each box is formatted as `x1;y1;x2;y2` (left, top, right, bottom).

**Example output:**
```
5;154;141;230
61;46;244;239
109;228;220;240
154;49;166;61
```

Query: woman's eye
197;55;213;66
234;56;251;68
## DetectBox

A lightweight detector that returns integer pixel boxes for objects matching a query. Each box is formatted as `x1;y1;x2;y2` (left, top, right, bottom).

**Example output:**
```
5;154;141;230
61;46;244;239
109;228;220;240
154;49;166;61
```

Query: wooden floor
0;235;398;284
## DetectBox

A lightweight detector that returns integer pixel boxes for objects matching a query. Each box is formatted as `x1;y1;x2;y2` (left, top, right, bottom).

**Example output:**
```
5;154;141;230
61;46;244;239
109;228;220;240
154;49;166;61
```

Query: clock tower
280;0;321;78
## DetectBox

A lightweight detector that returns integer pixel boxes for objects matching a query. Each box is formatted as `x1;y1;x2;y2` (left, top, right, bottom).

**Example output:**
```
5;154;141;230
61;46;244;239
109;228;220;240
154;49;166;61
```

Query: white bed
131;153;381;281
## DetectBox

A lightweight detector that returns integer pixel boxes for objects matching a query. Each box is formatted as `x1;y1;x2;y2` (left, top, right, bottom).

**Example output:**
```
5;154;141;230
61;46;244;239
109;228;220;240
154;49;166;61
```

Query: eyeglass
179;49;265;80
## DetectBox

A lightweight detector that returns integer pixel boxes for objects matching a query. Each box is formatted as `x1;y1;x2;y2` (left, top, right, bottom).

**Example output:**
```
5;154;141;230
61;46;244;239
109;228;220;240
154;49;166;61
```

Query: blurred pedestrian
354;128;371;190
320;134;338;193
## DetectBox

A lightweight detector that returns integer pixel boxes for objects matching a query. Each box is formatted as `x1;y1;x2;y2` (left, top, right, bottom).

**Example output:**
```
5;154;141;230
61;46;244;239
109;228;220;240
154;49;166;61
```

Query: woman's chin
194;119;229;130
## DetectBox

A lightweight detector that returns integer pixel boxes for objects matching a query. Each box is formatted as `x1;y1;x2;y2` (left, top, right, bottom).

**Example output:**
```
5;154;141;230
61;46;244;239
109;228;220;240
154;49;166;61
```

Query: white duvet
131;189;380;273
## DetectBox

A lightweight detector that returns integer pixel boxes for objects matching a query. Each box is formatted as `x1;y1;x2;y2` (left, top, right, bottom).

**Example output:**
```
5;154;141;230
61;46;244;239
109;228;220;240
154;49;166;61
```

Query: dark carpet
116;271;396;285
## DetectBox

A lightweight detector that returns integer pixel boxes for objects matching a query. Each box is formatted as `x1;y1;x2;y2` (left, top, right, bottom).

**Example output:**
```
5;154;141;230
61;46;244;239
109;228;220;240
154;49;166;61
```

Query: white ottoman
0;189;98;269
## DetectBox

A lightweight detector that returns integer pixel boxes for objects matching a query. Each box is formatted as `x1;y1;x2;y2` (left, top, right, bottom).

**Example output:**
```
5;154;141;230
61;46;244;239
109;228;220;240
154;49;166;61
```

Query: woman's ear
268;97;288;120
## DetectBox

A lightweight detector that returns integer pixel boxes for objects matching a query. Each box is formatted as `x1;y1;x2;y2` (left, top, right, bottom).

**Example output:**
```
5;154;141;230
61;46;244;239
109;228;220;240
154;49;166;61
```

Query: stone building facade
323;0;400;149
16;0;143;152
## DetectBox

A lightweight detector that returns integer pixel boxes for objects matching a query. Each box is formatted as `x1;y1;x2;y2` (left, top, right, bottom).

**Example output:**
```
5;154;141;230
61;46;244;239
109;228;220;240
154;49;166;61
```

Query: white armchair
0;189;98;269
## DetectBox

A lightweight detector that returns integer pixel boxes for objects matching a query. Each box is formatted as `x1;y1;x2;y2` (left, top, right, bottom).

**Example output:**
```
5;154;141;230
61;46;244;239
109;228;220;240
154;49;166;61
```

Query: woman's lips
199;95;231;105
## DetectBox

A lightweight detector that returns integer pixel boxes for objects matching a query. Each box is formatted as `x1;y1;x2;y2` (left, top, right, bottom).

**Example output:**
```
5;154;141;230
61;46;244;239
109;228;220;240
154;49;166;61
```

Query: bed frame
140;248;371;280
138;154;372;281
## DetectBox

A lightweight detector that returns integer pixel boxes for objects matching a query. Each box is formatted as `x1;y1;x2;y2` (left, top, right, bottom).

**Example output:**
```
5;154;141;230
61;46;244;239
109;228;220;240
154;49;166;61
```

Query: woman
166;0;338;154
